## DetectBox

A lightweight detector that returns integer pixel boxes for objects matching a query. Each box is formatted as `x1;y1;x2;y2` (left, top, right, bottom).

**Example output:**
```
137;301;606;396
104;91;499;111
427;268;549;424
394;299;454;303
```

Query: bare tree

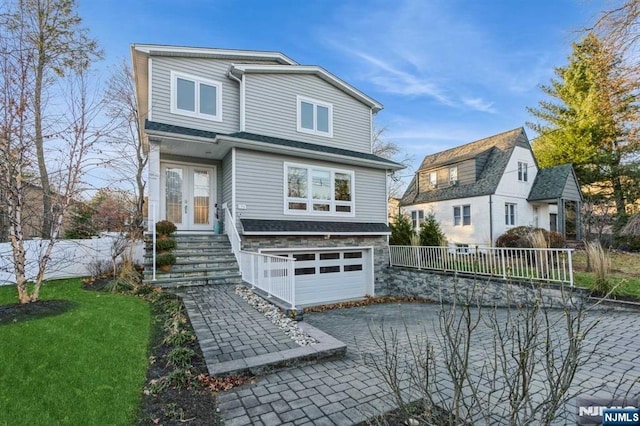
6;0;101;238
593;0;640;60
0;45;106;302
103;60;147;230
372;126;412;199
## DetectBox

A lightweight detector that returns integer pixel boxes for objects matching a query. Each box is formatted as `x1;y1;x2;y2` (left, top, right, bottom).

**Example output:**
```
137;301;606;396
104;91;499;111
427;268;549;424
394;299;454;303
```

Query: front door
161;163;216;231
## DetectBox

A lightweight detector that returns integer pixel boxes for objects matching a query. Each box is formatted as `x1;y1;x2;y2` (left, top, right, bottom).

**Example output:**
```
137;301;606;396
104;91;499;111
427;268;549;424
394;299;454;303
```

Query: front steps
143;234;242;288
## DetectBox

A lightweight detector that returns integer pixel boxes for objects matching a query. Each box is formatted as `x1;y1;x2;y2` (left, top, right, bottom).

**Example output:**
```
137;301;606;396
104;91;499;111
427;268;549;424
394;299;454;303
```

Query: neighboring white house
399;128;582;247
131;44;403;305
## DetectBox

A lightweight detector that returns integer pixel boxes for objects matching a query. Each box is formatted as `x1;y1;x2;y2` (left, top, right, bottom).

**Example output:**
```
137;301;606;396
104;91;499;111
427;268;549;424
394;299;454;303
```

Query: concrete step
144;265;241;279
143;274;243;288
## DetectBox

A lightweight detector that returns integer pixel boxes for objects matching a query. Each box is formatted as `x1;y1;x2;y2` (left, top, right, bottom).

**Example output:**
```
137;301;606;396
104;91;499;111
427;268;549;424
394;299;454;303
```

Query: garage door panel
269;248;372;306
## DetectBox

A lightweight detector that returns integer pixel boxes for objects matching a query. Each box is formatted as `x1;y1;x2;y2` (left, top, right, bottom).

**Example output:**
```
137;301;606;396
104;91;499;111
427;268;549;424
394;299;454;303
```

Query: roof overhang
229;64;383;113
240;219;390;235
131;44;297;65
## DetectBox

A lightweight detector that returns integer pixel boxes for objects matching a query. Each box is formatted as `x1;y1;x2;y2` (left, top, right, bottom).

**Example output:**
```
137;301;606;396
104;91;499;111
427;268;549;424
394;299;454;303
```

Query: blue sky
79;0;606;181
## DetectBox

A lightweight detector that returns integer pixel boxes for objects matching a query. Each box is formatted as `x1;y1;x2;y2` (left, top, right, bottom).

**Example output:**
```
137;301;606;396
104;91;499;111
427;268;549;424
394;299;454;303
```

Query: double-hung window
411;210;425;230
449;166;458;184
297;96;333;137
505;203;516;226
285;163;353;215
171;71;222;121
453;205;471;226
429;172;437;187
518;162;528;182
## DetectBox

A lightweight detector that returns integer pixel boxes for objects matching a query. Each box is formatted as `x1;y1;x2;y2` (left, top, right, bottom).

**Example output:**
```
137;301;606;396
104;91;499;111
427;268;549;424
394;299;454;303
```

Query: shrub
155;220;177;236
390;214;415;246
155;238;177;252
419;214;446;246
156;253;176;267
496;226;565;248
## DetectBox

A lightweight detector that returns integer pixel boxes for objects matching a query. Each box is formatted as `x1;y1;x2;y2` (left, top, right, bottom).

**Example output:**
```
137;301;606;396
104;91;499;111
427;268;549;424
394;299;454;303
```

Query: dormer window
429;172;437;187
449;166;458;184
171;71;222;121
518;162;528;182
297;96;333;137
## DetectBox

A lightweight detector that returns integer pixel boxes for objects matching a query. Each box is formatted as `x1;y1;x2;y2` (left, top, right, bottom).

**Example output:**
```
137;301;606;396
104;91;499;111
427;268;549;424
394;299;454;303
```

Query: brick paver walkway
176;286;299;365
215;302;640;425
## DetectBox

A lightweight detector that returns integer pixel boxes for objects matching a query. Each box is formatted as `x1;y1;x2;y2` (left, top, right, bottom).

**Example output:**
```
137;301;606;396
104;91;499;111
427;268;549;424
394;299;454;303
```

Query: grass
0;279;151;425
572;250;640;299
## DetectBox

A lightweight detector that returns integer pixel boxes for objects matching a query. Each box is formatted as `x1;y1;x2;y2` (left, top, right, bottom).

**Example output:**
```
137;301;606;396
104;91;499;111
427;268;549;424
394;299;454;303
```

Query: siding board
244;74;372;153
234;149;386;228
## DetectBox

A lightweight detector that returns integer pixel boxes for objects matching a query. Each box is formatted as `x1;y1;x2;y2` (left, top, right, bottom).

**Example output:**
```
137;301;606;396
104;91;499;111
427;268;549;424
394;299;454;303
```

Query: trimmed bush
155;238;177;252
156;220;177;236
156;253;176;267
496;226;565;248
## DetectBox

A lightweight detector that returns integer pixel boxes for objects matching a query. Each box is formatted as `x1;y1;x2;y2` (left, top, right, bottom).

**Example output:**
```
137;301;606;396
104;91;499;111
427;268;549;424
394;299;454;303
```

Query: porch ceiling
157;137;229;161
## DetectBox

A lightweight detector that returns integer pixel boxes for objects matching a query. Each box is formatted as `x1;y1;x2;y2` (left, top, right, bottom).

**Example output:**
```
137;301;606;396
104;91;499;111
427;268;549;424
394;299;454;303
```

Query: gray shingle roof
144;120;402;168
240;219;390;234
400;128;530;206
527;164;573;201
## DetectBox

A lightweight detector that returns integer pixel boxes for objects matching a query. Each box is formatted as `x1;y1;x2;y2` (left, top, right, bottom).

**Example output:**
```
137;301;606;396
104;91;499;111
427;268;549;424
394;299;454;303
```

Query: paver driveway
217;302;640;425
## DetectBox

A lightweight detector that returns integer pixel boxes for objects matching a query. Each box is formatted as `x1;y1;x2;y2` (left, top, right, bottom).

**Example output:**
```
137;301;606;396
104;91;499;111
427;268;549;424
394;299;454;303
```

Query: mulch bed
0;299;76;325
136;298;222;426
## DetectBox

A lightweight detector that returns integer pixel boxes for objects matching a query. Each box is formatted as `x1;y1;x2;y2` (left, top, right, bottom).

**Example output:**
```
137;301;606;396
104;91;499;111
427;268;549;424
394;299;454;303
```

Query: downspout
227;67;245;131
489;195;494;246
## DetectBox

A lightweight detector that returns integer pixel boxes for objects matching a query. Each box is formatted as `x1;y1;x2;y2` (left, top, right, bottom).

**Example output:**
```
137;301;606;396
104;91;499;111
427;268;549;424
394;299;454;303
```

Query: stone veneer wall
241;235;390;290
379;267;589;308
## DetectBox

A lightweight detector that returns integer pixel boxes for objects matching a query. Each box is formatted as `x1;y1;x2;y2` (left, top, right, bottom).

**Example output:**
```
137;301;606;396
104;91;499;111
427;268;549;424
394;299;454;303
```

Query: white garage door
270;249;372;306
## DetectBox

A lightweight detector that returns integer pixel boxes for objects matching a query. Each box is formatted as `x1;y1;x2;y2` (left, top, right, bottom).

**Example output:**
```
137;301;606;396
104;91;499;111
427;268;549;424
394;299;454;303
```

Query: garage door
271;249;372;306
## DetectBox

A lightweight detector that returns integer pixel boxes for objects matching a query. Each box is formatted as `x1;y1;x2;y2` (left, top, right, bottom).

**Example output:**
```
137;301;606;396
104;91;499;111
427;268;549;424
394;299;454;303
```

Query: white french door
161;163;216;231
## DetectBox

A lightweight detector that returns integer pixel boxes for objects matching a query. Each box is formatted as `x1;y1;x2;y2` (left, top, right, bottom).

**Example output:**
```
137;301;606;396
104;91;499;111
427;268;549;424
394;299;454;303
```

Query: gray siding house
132;44;403;305
400;128;583;246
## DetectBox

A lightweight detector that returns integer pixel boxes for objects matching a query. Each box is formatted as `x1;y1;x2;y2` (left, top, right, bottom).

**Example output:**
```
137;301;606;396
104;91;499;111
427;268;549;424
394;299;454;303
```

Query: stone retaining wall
378;266;589;308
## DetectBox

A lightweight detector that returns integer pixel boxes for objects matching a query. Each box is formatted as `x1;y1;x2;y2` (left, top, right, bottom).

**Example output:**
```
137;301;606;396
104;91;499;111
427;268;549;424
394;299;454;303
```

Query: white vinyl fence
389;245;574;286
0;235;144;285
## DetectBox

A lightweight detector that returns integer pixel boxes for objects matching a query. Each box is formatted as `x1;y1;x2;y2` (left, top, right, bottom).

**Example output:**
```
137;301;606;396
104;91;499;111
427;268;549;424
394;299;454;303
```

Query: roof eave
230;64;383;113
216;135;403;170
131;43;297;65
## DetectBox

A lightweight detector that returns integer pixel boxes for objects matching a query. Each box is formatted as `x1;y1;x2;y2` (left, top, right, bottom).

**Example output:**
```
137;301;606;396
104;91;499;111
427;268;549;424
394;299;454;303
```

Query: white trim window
517;161;528;182
297;96;333;137
429;171;437;187
449;166;458;184
505;203;516;226
170;71;222;121
453;204;471;226
285;163;354;216
411;210;425;230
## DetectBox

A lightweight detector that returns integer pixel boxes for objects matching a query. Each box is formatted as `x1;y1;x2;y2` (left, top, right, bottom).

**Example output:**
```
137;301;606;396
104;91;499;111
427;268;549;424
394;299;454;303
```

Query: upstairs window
297;96;333;137
453;205;471;226
449;166;458;184
285;163;353;215
518;162;528;182
429;172;437;187
505;203;516;226
171;71;222;121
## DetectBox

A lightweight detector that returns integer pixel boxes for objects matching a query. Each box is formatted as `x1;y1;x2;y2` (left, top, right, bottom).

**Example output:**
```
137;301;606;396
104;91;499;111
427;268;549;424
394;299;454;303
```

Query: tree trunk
34;40;52;238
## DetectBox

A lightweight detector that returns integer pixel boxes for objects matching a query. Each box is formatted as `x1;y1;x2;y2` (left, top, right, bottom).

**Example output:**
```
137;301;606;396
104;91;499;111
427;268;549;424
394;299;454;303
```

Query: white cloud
462;97;497;114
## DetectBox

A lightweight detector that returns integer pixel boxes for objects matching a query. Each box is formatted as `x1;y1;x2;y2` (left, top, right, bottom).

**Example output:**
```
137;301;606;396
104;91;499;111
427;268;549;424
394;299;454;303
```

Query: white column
147;141;161;232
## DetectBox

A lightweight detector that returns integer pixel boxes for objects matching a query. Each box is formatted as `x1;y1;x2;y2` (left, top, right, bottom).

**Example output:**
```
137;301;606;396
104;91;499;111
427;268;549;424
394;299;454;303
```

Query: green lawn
571;250;640;299
0;279;151;425
574;272;640;299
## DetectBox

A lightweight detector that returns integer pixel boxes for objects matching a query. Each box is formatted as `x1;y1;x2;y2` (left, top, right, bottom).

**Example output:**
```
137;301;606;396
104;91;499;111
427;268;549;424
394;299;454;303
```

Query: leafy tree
64;203;97;239
527;33;640;220
390;213;415;245
419;213;446;246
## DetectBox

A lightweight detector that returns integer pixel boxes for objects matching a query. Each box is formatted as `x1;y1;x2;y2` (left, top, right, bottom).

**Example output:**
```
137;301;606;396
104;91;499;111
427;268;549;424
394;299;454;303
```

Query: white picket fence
0;235;144;285
389;245;574;285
